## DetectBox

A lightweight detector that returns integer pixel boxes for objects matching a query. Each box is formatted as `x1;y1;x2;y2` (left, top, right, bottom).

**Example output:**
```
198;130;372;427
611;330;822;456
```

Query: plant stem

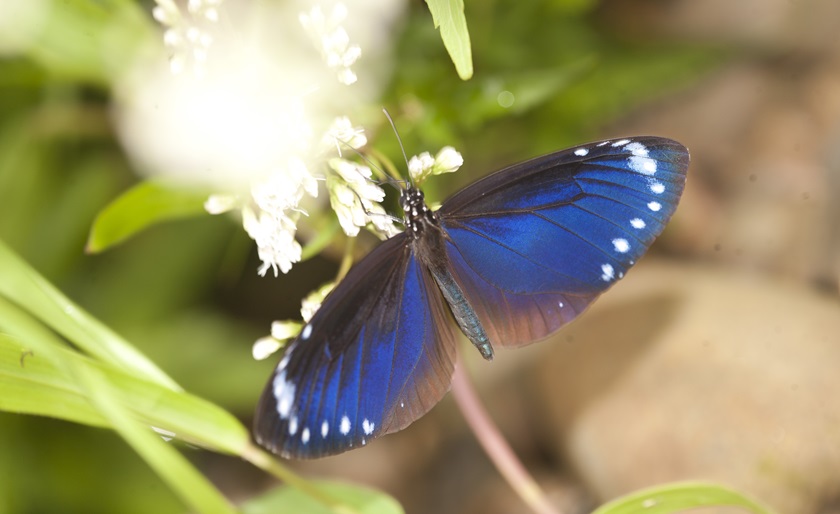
451;354;561;514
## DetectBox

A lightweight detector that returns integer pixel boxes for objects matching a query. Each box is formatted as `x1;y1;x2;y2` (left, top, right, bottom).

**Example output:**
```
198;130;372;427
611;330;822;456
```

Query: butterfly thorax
401;187;438;240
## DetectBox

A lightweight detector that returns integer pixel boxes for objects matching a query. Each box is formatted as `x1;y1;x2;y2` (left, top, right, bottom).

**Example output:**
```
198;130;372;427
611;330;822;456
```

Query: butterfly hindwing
253;235;459;459
438;137;689;347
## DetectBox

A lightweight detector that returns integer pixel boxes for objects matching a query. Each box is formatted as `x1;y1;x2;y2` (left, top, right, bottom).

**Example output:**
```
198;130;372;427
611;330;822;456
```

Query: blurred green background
2;0;840;513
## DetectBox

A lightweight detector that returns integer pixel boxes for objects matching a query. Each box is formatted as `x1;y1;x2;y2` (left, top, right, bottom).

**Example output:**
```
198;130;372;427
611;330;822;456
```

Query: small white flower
242;206;303;276
300;3;361;85
433;146;463;175
204;194;238;214
323;116;367;155
408;151;435;184
300;282;335;322
252;336;283;360
271;320;303;340
152;2;178;25
327;158;389;238
239;158;319;275
152;0;222;75
409;147;464;184
188;0;221;21
328;178;365;236
367;203;400;239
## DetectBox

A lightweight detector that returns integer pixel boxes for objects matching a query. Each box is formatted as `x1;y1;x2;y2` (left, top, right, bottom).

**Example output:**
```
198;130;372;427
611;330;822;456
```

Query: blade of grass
72;360;238;514
0;327;249;455
0;239;179;390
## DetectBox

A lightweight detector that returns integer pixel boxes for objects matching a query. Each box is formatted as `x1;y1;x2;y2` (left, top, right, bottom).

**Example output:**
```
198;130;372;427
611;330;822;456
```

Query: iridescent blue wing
438;136;689;347
253;234;458;459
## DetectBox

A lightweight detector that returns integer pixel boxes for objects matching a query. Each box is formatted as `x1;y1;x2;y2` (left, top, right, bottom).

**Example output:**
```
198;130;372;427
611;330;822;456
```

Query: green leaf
72;358;238;514
0;331;250;455
87;180;212;253
0;335;105;427
591;481;776;514
0;239;179;390
425;0;473;80
242;480;404;514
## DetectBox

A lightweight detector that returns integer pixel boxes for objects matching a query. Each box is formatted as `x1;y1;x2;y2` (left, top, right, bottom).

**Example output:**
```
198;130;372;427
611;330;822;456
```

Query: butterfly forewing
253;234;458;459
438;136;689;347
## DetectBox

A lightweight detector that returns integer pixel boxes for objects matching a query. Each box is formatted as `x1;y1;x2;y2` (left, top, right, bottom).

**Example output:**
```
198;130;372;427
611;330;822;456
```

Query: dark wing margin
438;136;689;347
253;234;459;459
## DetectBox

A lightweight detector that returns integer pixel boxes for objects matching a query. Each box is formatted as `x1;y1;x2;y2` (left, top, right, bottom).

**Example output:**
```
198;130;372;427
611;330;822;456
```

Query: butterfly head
400;186;437;239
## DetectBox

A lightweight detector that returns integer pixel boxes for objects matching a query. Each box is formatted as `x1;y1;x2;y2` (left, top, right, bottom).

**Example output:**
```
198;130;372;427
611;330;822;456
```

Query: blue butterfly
253;136;689;459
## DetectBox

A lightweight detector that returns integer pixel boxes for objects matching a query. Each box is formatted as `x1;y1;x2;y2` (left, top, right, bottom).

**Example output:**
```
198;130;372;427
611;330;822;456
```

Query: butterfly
253;136;689;459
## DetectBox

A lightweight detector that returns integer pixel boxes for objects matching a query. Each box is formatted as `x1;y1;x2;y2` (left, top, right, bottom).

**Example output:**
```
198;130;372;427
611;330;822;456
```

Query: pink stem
451;353;562;514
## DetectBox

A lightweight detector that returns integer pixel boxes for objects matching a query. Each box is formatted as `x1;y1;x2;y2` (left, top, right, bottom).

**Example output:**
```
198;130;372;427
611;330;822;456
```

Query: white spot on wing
558;301;564;308
624;141;649;156
597;141;609;147
277;341;296;371
650;181;665;194
289;416;298;435
601;263;615;281
574;148;589;156
302;427;310;444
630;218;646;229
301;324;312;340
628;156;657;175
340;415;351;435
362;418;375;435
612;139;631;147
648;201;662;212
321;421;329;438
612;238;630;253
273;371;296;419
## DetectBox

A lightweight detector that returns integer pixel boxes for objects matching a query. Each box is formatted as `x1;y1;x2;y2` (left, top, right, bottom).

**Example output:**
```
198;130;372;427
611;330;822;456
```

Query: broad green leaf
243;480;404;514
425;0;473;80
0;239;179;390
73;360;237;514
0;332;250;455
591;481;776;514
87;180;212;253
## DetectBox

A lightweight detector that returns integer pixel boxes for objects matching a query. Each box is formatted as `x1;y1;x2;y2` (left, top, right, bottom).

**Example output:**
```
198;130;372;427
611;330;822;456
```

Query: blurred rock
533;261;840;514
615;52;840;286
603;0;840;52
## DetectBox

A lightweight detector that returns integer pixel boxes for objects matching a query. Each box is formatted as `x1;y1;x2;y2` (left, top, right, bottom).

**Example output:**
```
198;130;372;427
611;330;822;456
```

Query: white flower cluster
408;146;464;184
326;158;399;238
152;0;223;75
242;158;320;277
299;4;362;85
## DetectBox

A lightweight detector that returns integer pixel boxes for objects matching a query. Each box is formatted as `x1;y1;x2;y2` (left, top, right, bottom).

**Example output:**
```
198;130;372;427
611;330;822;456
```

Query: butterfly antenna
336;138;406;193
383;108;412;184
